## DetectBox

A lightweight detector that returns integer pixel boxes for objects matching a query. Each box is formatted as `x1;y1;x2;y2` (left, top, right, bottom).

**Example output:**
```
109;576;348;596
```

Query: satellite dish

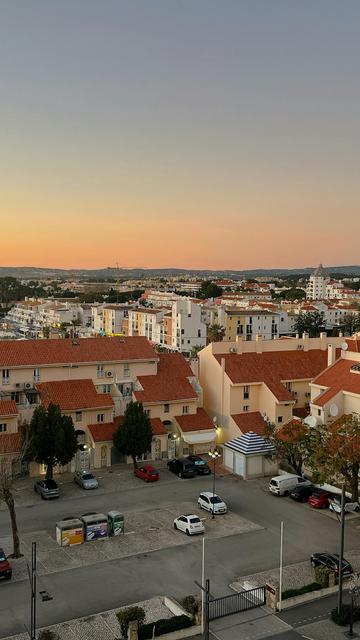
329;403;339;417
341;342;348;351
304;415;317;428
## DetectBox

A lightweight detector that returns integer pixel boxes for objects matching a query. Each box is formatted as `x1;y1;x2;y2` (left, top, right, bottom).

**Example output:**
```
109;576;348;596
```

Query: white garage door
234;453;245;477
224;448;234;471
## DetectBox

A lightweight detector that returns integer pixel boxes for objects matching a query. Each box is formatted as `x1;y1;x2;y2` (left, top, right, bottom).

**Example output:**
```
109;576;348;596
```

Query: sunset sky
1;1;359;270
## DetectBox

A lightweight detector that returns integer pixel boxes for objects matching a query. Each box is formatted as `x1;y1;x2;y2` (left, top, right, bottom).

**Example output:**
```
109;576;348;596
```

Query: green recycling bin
108;510;124;536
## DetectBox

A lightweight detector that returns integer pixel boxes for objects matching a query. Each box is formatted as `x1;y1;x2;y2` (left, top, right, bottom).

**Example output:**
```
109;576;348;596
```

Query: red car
134;465;159;482
308;489;332;509
0;548;12;580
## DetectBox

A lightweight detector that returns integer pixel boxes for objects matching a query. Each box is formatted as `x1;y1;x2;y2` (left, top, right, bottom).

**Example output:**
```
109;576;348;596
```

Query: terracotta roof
88;416;166;441
214;350;328;402
36;379;114;411
293;407;310;419
134;353;197;403
231;411;267;436
175;408;215;432
0;400;19;417
346;338;360;353
312;358;360;407
0;336;157;367
0;432;23;454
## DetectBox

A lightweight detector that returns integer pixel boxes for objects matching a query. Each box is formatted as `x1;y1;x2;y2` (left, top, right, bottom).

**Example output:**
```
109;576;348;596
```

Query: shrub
38;632;60;640
117;606;146;639
138;614;193;640
181;595;200;617
282;582;321;600
331;605;360;626
314;565;331;588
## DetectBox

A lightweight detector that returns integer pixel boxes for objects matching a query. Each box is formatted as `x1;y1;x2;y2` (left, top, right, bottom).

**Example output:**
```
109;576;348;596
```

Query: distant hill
0;265;359;279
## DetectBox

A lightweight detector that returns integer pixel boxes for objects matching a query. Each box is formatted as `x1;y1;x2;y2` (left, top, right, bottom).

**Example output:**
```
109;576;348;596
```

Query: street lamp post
208;449;221;519
347;574;360;638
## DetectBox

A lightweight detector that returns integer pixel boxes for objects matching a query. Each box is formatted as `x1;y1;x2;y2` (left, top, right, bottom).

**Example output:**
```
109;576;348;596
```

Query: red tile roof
88;416;167;441
0;432;23;454
312;357;360;407
175;408;215;432
293;407;310;419
36;379;114;411
0;400;19;417
0;336;157;367
134;353;197;403
215;350;328;401
346;338;360;353
231;411;267;436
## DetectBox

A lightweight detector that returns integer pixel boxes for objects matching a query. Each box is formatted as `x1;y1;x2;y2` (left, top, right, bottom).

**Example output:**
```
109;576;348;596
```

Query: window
164;404;170;413
0;424;7;432
198;329;201;337
181;329;184;335
11;392;20;403
2;369;9;384
243;405;249;412
97;364;104;378
75;411;82;422
318;409;321;416
33;368;40;382
278;416;283;423
124;364;130;377
97;413;104;423
243;385;249;400
102;384;111;393
144;408;151;417
182;405;189;414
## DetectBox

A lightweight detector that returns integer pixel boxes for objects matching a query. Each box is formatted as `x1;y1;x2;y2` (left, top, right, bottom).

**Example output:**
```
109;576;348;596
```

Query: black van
167;458;196;479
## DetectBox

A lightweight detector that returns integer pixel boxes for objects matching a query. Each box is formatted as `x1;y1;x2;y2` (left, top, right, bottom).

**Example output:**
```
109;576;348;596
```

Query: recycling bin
56;518;84;547
81;513;108;541
108;510;124;536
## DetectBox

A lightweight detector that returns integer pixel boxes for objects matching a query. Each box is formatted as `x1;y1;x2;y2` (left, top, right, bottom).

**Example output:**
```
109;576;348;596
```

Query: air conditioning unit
25;382;32;389
229;347;237;353
106;371;113;378
305;392;311;398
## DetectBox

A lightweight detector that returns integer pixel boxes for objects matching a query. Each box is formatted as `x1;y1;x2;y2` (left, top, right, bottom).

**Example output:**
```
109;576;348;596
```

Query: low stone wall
280;584;339;610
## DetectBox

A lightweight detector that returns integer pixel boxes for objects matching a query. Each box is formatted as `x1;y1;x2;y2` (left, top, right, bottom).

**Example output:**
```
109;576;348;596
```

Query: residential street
1;469;360;638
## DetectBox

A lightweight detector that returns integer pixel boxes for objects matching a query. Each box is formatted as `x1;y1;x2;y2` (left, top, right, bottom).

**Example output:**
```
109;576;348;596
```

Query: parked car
134;465;159;482
290;484;315;502
187;456;211;475
329;495;360;514
74;470;99;490
0;548;12;580
173;514;205;536
167;458;195;479
198;492;227;514
310;552;353;576
308;489;332;509
269;474;311;497
34;479;60;500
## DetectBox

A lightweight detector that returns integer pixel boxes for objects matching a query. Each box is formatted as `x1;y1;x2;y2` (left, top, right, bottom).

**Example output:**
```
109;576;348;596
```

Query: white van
269;474;311;497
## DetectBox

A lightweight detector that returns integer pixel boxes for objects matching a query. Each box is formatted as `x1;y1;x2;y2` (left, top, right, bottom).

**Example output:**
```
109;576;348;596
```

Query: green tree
280;288;306;301
189;345;203;358
0;459;22;558
342;314;360;336
28;404;78;480
294;311;326;337
199;281;223;299
113;402;153;469
308;413;360;501
265;420;311;476
207;323;225;343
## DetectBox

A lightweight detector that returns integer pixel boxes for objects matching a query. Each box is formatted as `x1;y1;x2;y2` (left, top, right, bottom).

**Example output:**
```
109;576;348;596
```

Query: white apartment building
171;299;207;352
306;264;330;300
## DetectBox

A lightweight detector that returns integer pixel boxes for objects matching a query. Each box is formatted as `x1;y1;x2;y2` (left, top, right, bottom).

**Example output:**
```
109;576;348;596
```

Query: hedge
282;582;322;600
331;605;360;626
138;615;194;640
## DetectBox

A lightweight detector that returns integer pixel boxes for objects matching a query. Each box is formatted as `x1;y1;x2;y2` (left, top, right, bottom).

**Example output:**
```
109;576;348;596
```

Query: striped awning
224;431;275;456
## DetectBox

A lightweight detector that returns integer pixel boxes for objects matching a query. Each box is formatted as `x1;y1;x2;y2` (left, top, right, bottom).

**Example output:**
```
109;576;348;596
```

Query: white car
329;496;360;514
198;492;227;515
173;514;205;536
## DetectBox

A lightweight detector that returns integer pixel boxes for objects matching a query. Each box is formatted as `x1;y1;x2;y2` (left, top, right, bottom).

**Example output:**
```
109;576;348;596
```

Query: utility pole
279;521;284;612
194;577;211;640
30;541;37;640
338;484;346;614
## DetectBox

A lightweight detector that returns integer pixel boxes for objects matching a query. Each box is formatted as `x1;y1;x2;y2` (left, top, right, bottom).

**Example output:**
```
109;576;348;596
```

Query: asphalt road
1;473;359;638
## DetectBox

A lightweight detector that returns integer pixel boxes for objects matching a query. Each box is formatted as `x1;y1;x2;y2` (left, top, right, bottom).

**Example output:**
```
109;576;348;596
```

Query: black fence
209;586;265;620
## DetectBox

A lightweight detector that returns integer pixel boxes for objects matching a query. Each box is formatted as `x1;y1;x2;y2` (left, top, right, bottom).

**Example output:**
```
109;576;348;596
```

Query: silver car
74;470;99;490
34;479;60;500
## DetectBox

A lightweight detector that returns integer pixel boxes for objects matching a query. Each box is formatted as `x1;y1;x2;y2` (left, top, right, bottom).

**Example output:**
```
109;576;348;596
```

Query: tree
0;459;22;557
199;281;223;299
308;413;360;501
342;314;360;336
189;345;203;358
264;420;311;475
28;404;78;480
113;402;153;469
207;323;225;343
280;288;306;301
294;311;326;337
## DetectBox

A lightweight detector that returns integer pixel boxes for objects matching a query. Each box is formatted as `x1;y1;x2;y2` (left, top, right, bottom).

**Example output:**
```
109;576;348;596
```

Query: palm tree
207;324;225;343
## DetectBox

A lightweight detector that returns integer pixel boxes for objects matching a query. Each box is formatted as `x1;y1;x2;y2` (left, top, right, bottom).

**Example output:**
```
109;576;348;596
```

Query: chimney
255;334;263;354
327;344;336;367
302;332;309;351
